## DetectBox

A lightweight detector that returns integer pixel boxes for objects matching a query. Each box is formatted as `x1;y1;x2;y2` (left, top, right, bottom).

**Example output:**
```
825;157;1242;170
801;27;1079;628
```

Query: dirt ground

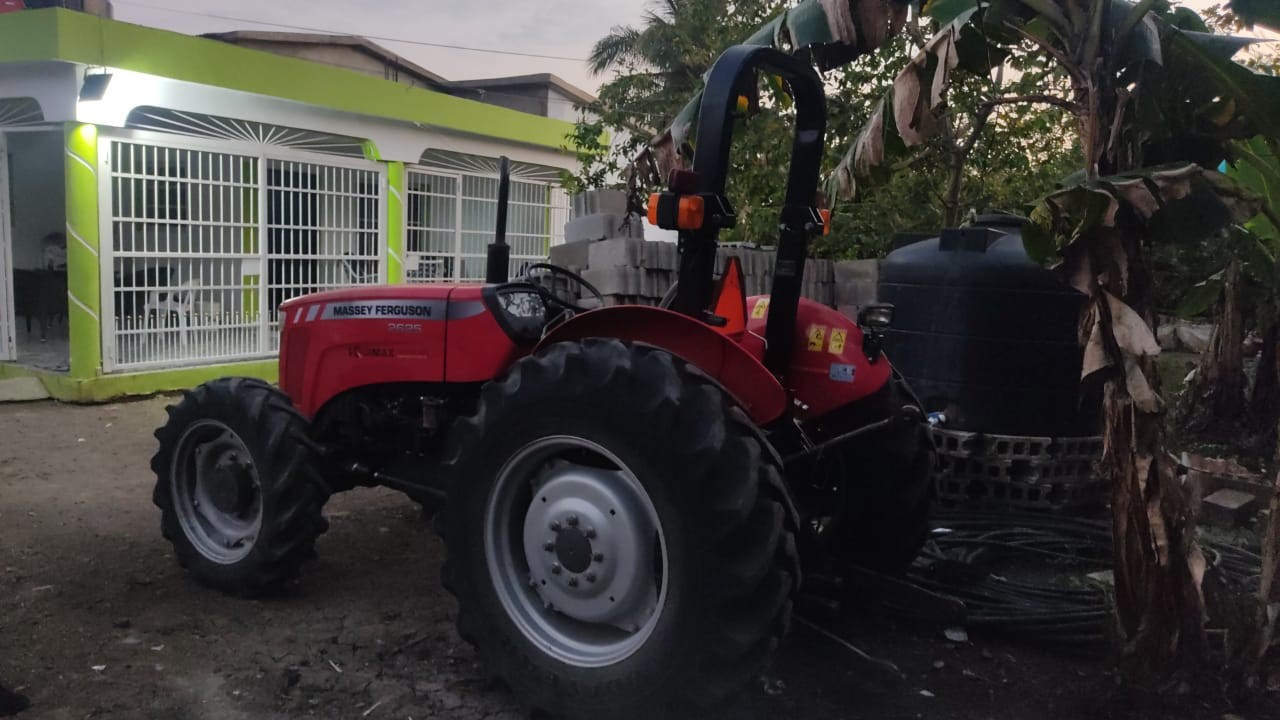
0;398;1272;719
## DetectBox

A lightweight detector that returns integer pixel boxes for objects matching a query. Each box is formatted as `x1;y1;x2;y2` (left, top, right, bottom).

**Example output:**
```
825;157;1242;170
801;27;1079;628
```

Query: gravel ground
0;397;1267;719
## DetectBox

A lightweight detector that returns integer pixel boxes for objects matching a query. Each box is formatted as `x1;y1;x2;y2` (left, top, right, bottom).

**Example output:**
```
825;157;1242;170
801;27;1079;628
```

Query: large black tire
833;378;935;575
152;377;329;596
441;339;800;720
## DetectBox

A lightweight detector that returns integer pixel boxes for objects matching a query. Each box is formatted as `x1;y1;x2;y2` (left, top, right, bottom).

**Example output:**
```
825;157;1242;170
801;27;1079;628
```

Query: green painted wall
386;162;405;284
0;358;278;403
0;9;577;152
64;123;100;380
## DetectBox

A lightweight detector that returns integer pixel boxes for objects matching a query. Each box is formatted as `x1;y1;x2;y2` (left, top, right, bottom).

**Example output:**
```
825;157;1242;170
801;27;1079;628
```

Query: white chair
145;280;223;350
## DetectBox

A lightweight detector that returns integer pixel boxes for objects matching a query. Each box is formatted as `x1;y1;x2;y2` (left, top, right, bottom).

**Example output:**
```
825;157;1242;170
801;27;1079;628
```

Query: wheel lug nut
586;573;597;583
543;541;555;552
549;521;561;532
584;527;596;539
566;515;579;527
551;563;562;575
592;553;604;563
568;577;579;588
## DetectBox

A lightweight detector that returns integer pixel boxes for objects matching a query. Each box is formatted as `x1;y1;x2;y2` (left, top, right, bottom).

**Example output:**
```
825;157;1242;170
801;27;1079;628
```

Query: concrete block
1202;488;1258;527
1175;322;1214;354
642;241;678;271
835;259;880;307
565;214;645;244
835;259;878;286
644;270;675;299
572;190;629;219
1157;323;1180;352
549;240;592;270
588;237;646;269
583;267;642;296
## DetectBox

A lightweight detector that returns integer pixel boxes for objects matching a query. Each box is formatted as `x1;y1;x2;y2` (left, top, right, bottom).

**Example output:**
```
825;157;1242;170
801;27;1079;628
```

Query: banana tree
1232;140;1280;448
829;0;1277;677
644;0;1278;677
1174;137;1280;445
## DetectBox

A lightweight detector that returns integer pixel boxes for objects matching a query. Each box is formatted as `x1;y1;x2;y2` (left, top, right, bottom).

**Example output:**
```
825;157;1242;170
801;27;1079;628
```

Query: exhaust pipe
485;155;512;284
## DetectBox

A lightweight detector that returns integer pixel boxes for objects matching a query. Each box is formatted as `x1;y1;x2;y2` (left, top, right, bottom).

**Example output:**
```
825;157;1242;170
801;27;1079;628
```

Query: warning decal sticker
807;325;827;351
829;328;847;354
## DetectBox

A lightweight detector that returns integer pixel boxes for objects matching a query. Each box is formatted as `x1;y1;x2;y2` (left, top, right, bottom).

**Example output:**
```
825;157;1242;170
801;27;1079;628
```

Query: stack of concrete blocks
548;190;855;309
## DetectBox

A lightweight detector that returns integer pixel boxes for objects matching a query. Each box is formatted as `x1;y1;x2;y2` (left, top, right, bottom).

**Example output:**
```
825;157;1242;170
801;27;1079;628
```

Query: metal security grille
103;135;384;371
0;98;43;127
127;107;368;159
265;159;382;350
405;163;568;283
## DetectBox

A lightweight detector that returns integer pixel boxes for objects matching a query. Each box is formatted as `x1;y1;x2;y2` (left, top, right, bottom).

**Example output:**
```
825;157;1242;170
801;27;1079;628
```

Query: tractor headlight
857;303;894;330
858;303;893;363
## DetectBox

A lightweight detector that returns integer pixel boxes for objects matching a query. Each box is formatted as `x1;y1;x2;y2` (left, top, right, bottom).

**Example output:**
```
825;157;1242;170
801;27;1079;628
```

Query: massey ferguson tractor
152;46;933;719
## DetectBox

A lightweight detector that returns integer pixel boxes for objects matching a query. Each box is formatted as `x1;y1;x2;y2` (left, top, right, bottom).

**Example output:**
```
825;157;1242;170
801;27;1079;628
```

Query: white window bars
102;134;384;371
404;160;569;284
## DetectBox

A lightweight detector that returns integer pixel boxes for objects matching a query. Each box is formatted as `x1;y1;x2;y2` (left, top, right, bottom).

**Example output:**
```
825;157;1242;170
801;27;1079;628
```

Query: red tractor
152;47;932;718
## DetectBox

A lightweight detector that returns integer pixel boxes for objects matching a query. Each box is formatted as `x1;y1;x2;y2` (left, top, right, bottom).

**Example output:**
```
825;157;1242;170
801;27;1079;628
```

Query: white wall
5;130;65;269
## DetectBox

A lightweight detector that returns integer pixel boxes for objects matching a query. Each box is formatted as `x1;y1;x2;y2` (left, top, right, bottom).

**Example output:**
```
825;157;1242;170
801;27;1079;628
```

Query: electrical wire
112;0;590;62
109;1;687;120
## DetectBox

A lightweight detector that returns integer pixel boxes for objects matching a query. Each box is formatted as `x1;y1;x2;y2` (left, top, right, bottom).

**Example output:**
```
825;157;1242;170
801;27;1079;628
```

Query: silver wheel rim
485;435;668;668
170;419;263;565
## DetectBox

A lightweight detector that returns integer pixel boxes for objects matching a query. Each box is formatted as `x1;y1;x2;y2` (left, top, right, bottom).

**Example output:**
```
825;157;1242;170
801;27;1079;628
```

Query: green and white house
0;8;580;401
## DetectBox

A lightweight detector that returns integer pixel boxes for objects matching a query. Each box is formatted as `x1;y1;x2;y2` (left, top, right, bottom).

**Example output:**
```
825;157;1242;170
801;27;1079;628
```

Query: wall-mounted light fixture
79;71;113;102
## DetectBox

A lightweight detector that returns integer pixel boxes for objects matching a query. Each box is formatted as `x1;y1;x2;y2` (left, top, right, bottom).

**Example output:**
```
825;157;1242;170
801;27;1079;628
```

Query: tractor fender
536;306;787;425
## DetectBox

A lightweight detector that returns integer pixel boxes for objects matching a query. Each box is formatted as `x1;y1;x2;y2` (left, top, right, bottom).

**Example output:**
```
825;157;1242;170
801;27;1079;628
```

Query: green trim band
0;9;577;152
0;358;279;403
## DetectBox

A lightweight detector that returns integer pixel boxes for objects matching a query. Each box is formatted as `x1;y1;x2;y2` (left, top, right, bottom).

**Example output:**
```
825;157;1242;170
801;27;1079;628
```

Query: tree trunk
943;154;964;228
1210;261;1246;422
1105;354;1209;679
1249;323;1279;451
1179;261;1246;436
1243;427;1280;681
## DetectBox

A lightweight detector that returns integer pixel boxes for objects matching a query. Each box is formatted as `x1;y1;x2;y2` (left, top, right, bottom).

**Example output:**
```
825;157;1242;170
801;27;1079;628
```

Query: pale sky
110;0;650;95
110;0;1267;99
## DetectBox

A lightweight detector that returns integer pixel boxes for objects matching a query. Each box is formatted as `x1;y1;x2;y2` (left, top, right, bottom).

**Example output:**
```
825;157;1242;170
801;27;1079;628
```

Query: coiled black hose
896;511;1262;652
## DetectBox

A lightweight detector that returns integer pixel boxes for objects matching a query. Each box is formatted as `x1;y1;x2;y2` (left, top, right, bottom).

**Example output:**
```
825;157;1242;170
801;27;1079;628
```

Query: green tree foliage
567;0;1078;258
564;0;788;246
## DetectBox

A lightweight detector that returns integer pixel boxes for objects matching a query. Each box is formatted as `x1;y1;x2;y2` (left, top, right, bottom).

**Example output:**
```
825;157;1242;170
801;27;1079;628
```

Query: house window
405;151;569;283
104;137;384;371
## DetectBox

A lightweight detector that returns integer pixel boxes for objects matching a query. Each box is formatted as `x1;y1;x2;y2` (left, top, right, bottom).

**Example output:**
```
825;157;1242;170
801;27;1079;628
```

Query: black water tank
879;214;1098;436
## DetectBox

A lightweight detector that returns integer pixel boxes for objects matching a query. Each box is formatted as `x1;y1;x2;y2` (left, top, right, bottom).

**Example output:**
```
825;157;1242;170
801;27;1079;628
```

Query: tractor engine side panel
280;286;457;418
746;296;892;420
442;285;533;383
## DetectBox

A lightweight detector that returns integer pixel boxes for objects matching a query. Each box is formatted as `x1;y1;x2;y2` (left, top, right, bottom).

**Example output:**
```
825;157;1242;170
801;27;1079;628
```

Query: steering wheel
522;263;605;315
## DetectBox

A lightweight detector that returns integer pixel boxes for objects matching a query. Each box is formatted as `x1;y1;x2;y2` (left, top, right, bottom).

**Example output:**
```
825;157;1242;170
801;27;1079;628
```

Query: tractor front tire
441;339;800;720
152;377;329;596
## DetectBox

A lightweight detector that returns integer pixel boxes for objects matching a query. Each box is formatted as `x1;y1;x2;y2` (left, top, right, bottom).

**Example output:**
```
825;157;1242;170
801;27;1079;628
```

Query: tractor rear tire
152;377;329;596
441;339;800;720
